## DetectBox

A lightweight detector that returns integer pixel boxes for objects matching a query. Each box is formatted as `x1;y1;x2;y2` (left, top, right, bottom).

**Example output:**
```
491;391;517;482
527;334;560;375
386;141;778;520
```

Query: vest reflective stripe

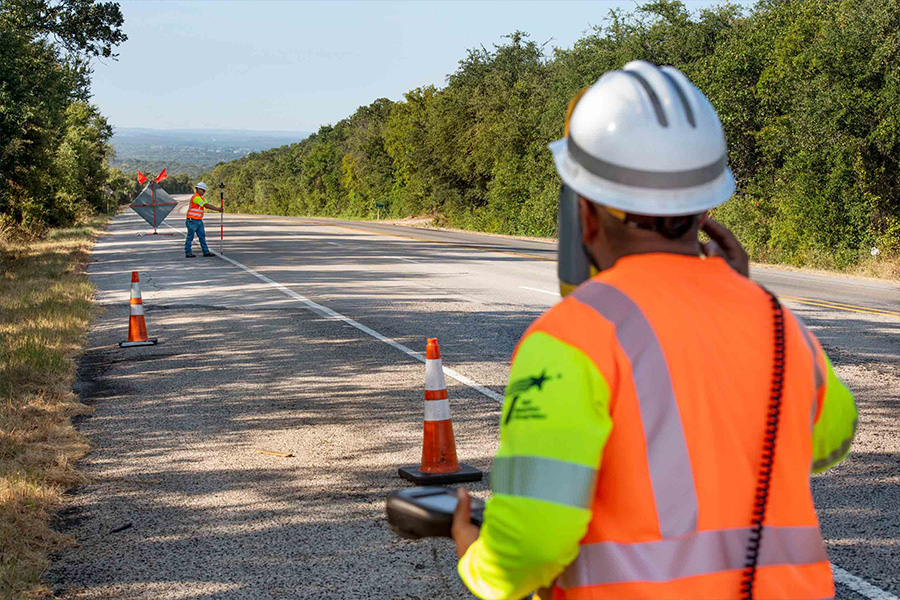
797;321;826;431
570;281;698;537
186;194;205;219
492;455;596;510
797;322;825;391
560;525;828;588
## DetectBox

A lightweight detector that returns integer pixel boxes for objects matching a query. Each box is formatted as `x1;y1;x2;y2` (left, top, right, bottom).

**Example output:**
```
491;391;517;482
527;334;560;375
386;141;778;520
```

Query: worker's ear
579;196;600;245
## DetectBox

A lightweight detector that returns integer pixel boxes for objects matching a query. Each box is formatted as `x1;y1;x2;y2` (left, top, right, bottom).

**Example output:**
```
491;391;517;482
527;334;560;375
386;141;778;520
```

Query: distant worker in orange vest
185;181;223;258
451;61;857;600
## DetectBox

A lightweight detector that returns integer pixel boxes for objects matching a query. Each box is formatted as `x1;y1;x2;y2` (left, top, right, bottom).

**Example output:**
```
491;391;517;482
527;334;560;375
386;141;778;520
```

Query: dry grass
850;256;900;282
0;218;108;599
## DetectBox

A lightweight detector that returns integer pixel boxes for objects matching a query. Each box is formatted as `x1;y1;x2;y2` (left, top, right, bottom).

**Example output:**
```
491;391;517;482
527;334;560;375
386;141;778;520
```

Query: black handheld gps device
386;487;485;539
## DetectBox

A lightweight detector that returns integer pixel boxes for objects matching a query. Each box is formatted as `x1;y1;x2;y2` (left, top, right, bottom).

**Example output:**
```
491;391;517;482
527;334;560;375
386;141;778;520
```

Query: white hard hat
195;182;208;191
549;60;735;216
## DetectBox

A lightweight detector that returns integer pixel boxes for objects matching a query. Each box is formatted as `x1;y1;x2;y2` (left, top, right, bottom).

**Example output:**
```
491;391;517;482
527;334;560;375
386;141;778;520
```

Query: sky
90;0;753;133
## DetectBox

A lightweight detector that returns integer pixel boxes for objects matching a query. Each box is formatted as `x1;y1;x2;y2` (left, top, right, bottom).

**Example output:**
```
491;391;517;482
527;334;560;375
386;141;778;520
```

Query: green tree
0;0;126;229
203;0;899;270
53;101;114;220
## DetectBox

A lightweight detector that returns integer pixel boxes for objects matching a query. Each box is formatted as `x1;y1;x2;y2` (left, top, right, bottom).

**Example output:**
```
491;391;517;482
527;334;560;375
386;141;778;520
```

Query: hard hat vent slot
622;70;668;127
659;70;696;128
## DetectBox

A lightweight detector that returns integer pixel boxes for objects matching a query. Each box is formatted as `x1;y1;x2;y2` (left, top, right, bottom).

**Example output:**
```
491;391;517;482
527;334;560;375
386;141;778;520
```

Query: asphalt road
48;199;899;599
297;215;900;315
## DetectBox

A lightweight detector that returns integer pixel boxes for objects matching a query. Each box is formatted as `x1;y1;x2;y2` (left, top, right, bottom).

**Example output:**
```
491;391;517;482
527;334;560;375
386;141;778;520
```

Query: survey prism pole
219;182;225;253
151;183;158;234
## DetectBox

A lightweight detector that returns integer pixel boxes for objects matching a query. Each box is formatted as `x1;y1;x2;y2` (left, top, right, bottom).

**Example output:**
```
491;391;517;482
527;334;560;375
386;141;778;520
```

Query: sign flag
155;168;167;183
137;171;148;185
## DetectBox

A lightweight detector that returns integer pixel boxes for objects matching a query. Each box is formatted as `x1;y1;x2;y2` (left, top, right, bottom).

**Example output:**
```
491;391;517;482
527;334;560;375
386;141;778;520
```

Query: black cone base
398;464;483;485
119;338;158;347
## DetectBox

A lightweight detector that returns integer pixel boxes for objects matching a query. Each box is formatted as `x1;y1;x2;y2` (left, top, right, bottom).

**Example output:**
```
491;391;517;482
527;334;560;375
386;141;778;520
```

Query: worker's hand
700;217;750;277
451;487;479;559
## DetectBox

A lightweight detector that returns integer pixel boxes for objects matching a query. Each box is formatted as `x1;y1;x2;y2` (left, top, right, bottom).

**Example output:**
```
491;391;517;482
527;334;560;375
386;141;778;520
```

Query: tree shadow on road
49;300;507;599
56;218;900;598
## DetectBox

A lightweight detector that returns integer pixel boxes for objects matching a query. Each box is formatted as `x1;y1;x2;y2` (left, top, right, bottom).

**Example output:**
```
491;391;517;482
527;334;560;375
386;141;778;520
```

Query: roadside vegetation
205;0;900;276
159;172;200;195
1;1;127;597
0;218;109;599
0;0;134;231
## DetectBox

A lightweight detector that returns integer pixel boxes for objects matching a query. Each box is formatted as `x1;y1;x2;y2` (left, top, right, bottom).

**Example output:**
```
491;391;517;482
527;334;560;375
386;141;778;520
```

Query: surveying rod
219;182;225;253
151;182;158;235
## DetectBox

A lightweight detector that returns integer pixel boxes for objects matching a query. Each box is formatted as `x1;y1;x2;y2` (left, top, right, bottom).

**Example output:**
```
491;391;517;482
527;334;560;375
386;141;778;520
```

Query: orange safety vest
536;254;832;600
186;193;206;220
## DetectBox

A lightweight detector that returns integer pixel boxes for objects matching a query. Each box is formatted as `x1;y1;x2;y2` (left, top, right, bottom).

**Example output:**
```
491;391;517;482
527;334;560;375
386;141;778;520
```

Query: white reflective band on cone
130;304;144;316
425;358;447;391
132;283;141;298
424;399;451;422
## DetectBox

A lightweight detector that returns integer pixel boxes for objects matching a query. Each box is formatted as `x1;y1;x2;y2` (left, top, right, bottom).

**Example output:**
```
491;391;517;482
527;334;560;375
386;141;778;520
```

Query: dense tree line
206;0;900;268
0;0;131;230
159;173;195;194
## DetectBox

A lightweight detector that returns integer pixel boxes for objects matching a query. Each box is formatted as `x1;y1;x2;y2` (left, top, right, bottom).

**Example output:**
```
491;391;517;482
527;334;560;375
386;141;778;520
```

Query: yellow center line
778;295;899;318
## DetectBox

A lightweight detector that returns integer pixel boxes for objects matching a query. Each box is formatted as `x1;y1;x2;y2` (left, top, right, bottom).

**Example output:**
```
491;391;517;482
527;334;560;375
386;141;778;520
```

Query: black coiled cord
740;291;786;600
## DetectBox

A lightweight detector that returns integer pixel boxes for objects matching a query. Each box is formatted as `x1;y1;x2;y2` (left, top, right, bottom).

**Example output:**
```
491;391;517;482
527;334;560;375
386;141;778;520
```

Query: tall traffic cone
119;271;158;347
399;338;482;484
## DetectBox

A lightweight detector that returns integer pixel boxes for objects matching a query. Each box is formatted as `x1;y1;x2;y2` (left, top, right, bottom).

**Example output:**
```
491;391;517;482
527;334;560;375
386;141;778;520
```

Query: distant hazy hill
110;128;309;178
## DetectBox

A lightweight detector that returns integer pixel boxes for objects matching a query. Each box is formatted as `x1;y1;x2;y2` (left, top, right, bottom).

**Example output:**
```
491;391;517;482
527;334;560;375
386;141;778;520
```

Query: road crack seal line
163;222;503;404
162;221;897;600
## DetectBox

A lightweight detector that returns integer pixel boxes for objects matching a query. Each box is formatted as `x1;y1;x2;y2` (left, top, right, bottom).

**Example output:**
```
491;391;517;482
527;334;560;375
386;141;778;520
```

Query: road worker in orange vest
185;181;223;258
451;61;857;600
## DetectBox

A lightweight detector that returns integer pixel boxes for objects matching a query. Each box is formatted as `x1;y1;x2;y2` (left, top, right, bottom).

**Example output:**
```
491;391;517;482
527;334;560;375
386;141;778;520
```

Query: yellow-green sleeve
458;331;613;600
811;351;857;473
194;195;209;207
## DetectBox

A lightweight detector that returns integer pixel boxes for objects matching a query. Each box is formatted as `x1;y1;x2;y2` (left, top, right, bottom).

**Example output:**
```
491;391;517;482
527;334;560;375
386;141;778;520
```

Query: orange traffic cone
119;271;158;347
399;338;482;484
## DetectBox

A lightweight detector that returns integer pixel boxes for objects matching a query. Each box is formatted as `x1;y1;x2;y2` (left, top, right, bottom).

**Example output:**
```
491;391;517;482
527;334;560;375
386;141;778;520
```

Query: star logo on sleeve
508;370;554;395
504;370;560;424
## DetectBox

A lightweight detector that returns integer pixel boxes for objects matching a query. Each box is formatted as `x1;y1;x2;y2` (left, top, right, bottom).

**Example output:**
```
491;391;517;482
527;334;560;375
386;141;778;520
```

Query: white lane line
832;565;898;600
325;241;343;246
164;222;503;403
389;256;419;263
519;285;558;297
163;222;896;599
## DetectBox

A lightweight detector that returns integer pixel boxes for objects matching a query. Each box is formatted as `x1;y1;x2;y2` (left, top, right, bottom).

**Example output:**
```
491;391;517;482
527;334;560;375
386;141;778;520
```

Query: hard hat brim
549;138;735;216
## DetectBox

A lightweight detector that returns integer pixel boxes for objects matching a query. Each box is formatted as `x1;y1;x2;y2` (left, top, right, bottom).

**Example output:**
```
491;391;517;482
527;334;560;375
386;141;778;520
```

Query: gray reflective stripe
492;456;596;510
567;136;727;190
560;526;828;588
621;70;668;127
812;419;857;471
797;321;825;391
658;70;696;127
571;282;697;537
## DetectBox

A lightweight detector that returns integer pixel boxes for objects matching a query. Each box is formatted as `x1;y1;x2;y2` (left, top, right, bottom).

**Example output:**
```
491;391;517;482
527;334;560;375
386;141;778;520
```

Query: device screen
415;492;459;514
